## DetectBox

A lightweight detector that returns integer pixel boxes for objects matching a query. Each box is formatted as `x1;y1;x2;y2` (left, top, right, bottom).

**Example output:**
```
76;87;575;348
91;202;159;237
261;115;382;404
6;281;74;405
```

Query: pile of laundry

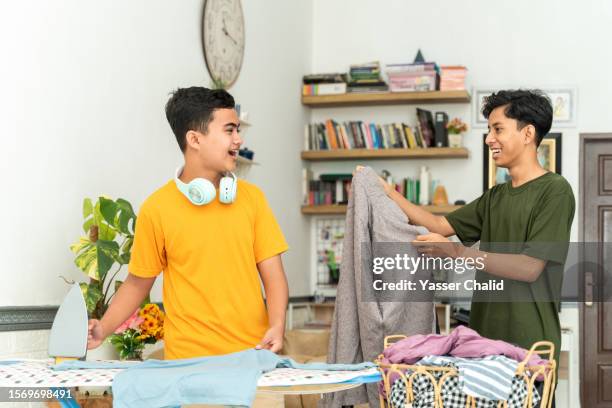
378;326;551;408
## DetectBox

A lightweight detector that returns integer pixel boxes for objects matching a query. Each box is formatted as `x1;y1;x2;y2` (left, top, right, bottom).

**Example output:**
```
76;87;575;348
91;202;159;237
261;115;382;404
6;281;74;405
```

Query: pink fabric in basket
381;325;548;367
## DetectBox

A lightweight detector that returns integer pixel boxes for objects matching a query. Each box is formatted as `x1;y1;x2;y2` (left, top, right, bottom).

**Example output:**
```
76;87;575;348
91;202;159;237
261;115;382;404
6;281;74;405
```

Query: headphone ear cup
186;179;216;205
219;176;237;204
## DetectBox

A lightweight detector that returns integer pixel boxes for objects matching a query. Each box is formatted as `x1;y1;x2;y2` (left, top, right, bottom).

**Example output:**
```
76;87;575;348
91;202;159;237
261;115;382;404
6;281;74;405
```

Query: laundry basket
375;335;556;408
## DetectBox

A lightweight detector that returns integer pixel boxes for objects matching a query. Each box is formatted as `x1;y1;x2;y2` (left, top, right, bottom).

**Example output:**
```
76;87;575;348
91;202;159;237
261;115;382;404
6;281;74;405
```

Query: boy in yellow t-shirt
86;87;289;359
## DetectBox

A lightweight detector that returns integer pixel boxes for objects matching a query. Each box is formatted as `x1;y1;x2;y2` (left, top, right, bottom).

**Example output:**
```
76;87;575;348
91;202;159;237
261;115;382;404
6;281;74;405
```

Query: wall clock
202;0;245;88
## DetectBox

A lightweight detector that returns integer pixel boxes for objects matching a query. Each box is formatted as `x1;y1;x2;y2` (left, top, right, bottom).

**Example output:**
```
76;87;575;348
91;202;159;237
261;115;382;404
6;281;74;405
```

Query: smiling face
485;105;535;169
186;108;242;174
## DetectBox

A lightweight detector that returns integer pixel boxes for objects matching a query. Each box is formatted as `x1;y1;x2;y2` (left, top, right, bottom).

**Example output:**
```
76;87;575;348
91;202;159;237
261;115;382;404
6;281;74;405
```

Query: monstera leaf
70;196;138;318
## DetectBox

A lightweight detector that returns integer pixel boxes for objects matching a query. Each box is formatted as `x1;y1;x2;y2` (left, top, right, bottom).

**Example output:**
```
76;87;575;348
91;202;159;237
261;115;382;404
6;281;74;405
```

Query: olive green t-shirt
446;172;575;360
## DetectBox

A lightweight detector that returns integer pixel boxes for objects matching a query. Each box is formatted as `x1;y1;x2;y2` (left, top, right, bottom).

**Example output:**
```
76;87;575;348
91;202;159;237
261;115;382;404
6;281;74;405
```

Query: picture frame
472;88;494;128
472;87;577;128
482;132;562;192
546;88;577;127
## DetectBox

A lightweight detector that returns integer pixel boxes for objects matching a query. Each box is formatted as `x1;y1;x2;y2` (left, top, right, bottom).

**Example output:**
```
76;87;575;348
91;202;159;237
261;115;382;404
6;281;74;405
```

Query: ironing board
0;359;375;407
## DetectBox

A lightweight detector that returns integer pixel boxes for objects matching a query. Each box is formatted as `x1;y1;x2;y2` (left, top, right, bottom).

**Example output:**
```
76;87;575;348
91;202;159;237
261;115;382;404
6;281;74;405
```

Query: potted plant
110;303;164;360
446;117;468;148
66;197;141;359
69;197;138;318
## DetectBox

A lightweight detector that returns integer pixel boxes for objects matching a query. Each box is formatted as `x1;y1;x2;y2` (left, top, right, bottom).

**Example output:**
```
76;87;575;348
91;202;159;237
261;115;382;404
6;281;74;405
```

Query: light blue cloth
0;360;19;365
419;355;518;401
53;348;376;408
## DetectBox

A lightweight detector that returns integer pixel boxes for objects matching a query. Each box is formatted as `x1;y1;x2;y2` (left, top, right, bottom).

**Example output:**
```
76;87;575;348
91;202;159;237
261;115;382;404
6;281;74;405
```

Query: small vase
448;133;463;148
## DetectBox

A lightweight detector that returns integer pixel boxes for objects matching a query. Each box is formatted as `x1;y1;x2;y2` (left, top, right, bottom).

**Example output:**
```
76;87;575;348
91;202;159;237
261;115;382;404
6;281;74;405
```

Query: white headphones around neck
174;166;237;205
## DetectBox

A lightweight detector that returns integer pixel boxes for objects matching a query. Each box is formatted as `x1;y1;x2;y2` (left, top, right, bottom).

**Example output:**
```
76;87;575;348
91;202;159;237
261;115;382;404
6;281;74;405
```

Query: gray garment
321;167;436;408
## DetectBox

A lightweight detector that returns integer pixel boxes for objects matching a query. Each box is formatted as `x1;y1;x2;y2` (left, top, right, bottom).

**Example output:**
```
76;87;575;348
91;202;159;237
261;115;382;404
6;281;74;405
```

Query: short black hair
165;87;235;152
482;89;552;146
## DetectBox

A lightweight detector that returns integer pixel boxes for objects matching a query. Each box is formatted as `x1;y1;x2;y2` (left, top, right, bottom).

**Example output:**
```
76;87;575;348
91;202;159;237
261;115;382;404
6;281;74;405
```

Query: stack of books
392;177;437;205
347;62;388;93
439;66;468;90
302;73;347;96
302;171;352;205
385;62;439;92
304;120;427;151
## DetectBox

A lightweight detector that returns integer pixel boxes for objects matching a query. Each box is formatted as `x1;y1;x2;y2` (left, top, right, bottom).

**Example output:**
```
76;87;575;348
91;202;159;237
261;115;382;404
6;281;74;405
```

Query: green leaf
121;237;133;254
116;199;136;219
117;212;132;235
70;237;92;255
114;199;136;235
84;284;103;316
119;252;131;265
94;199;117;241
83;198;93;219
99;197;118;226
96;241;117;281
74;247;98;279
82;218;94;235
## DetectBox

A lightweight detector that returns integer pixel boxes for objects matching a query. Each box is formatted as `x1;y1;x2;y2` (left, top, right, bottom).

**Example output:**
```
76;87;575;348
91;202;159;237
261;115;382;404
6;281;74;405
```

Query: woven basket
376;335;556;408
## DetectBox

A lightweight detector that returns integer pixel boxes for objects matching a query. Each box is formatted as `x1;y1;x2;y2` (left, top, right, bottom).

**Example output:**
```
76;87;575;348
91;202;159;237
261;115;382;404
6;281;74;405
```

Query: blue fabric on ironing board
53;348;376;408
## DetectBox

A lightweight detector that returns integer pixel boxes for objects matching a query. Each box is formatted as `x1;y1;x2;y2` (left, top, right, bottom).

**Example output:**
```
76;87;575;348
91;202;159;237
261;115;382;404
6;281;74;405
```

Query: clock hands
222;19;238;46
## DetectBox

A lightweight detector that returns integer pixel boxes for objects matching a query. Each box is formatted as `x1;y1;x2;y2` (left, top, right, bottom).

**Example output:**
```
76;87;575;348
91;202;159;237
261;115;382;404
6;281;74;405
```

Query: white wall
0;0;313;306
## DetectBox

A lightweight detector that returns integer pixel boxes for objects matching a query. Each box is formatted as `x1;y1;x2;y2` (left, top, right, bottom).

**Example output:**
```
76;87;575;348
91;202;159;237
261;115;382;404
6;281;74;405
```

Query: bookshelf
302;88;471;296
301;147;468;161
301;204;462;215
302;90;470;108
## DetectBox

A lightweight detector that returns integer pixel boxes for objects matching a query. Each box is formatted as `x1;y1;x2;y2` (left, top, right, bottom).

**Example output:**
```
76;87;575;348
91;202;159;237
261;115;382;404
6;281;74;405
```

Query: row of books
301;170;440;206
304;120;429;151
302;73;348;96
304;107;453;150
386;62;439;92
348;61;388;93
302;171;352;205
302;63;467;96
440;66;468;91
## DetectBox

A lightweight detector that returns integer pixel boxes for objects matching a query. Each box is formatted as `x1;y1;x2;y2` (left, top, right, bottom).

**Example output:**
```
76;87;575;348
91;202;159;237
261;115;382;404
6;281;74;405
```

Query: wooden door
580;133;612;407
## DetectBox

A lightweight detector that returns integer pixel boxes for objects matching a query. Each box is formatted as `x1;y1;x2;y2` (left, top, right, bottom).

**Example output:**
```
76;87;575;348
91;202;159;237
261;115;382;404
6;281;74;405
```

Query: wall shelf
301;147;468;161
302;90;470;108
301;204;462;215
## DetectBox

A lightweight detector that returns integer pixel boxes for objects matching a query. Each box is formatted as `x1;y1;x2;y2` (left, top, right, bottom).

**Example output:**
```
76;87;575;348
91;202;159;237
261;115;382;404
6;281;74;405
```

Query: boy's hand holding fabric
413;233;464;258
255;325;284;352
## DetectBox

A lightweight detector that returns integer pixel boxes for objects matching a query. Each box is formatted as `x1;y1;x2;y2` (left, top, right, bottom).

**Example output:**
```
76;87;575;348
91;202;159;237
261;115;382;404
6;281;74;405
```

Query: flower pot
448;133;463;148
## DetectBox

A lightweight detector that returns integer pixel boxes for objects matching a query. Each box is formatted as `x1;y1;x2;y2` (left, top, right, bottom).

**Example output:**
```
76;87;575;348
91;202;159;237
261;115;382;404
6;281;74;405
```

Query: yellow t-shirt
128;179;288;359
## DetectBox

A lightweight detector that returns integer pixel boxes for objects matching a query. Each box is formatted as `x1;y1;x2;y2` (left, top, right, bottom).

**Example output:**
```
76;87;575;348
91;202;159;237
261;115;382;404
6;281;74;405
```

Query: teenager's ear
523;124;537;146
185;130;202;151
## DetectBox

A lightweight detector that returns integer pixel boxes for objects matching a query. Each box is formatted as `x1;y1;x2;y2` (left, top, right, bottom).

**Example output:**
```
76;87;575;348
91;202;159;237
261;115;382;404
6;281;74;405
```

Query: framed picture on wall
482;132;562;192
546;88;577;127
473;87;577;128
472;88;494;128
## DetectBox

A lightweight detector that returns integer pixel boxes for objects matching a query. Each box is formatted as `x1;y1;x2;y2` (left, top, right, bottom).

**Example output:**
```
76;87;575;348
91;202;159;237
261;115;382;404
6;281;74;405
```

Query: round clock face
202;0;245;88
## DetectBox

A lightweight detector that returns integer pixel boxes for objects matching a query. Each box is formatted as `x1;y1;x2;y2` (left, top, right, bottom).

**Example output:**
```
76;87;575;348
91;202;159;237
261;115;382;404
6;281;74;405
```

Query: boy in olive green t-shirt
371;89;574;365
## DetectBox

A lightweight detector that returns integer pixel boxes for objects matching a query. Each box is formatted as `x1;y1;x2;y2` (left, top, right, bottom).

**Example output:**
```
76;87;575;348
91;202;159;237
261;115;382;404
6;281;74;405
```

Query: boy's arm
87;273;156;349
256;255;288;353
415;233;547;282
